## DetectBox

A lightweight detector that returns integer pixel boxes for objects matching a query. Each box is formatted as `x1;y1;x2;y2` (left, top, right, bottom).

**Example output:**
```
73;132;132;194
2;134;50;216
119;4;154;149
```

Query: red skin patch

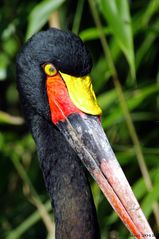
46;74;81;124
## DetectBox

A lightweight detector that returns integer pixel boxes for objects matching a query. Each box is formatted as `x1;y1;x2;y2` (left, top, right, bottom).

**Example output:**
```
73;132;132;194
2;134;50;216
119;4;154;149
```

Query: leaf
133;177;147;200
79;27;111;41
142;180;159;218
0;111;24;125
91;57;111;93
6;201;52;239
98;89;116;109
99;0;135;79
141;0;159;27
26;0;65;39
136;20;159;70
100;83;159;127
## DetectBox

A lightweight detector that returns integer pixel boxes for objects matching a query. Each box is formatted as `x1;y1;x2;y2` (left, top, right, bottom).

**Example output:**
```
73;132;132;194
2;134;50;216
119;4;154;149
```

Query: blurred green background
0;0;159;238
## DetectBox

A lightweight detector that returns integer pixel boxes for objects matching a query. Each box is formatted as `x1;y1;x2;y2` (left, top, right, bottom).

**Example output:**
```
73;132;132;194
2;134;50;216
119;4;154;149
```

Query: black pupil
49;67;55;72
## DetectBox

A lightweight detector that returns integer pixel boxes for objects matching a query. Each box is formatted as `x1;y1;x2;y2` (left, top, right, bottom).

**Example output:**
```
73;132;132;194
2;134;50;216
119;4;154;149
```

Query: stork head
16;28;92;121
16;28;154;238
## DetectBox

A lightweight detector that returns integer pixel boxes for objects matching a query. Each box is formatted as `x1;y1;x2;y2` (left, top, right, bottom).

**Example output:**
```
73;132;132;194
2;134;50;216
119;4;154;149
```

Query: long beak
56;113;155;239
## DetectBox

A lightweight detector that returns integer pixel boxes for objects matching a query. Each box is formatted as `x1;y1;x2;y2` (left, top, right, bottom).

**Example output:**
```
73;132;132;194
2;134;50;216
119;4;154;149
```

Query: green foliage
26;0;65;39
0;0;159;238
99;0;135;79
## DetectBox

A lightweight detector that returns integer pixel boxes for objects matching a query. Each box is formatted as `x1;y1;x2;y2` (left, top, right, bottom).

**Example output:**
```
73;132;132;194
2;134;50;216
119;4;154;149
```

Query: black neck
30;114;100;239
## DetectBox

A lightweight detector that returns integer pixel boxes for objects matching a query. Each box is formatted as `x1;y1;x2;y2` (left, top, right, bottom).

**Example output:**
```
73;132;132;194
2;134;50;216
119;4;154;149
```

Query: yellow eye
44;63;57;76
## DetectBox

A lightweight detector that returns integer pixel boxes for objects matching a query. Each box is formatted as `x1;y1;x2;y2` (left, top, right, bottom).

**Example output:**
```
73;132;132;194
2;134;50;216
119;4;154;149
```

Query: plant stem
49;11;60;29
6;201;52;239
72;0;84;34
11;155;54;236
88;0;159;229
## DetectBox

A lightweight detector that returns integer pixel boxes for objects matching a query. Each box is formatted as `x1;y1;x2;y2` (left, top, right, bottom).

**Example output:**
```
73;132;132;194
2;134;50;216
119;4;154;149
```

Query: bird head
16;28;154;238
16;28;93;121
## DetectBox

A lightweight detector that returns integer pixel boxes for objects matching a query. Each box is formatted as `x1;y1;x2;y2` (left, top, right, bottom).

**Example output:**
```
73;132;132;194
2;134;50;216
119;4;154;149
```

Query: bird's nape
16;27;155;239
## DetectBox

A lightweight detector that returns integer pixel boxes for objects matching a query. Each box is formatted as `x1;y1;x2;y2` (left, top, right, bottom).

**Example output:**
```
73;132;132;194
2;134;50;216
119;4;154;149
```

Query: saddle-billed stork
16;28;155;239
